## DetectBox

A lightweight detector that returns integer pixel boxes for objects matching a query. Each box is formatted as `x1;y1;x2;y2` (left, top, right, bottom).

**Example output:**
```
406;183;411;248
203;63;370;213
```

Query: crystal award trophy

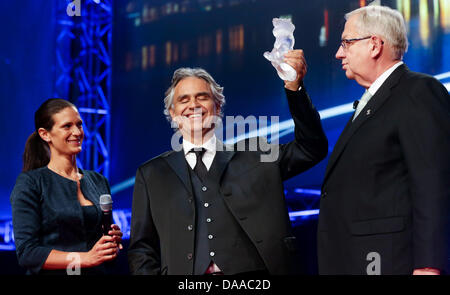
263;18;297;81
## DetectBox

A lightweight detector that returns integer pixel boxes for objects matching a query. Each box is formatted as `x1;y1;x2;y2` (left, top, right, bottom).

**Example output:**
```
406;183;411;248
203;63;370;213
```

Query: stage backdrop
0;1;57;220
109;0;450;210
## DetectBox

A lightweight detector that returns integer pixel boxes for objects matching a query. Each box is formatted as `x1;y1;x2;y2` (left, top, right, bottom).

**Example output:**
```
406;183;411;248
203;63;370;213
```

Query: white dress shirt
183;134;217;171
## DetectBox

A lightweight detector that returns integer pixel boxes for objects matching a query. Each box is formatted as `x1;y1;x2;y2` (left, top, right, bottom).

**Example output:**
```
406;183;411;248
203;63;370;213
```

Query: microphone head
99;194;113;212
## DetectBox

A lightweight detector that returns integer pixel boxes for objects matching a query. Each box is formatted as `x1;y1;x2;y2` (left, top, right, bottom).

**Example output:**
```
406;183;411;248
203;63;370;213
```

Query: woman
10;98;123;275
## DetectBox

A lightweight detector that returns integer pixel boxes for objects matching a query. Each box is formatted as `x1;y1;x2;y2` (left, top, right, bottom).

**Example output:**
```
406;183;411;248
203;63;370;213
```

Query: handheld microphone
99;194;113;236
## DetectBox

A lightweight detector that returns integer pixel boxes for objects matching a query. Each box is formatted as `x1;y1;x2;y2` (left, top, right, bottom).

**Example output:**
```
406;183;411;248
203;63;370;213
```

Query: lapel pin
366;109;371;116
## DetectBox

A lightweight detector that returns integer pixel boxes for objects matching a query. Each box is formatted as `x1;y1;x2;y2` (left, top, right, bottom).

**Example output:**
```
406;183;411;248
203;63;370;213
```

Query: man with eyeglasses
317;5;450;275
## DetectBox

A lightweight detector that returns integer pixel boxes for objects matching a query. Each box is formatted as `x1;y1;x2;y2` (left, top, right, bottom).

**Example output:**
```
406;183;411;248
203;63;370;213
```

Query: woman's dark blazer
10;167;111;274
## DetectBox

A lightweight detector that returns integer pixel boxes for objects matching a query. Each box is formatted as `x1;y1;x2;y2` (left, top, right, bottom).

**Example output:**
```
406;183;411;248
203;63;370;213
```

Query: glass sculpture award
264;18;297;81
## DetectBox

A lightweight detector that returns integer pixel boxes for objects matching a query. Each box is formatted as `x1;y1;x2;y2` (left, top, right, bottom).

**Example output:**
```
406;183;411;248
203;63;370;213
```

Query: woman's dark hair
22;98;76;172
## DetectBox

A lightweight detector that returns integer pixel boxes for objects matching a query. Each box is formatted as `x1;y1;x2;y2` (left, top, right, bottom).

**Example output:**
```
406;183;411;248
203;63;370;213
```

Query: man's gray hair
163;67;226;123
346;5;408;60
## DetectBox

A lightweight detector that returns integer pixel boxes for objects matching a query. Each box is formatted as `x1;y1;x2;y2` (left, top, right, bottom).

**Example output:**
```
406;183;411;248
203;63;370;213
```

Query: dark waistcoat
188;167;266;274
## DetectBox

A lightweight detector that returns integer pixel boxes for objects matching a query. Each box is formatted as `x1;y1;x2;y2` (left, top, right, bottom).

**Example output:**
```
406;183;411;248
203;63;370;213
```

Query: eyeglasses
340;36;372;49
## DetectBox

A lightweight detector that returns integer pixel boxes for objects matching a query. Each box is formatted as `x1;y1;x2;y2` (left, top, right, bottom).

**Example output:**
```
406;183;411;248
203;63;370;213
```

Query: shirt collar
368;61;403;96
183;134;217;156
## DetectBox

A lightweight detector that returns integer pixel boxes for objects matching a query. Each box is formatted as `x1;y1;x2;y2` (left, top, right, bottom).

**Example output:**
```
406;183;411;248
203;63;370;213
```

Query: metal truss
0;0;113;251
54;0;112;177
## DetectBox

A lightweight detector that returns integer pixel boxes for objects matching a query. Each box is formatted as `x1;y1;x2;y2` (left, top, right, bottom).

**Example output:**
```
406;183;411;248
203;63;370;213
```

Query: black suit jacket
318;64;450;274
128;87;328;275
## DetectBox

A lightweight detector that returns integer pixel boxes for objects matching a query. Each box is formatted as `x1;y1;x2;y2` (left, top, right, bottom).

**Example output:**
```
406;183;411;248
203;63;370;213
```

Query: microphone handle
102;211;113;235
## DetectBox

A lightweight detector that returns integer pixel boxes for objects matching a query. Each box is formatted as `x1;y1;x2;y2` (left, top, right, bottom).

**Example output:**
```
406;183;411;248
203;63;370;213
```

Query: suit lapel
207;141;235;183
164;150;194;195
323;64;408;185
163;140;235;194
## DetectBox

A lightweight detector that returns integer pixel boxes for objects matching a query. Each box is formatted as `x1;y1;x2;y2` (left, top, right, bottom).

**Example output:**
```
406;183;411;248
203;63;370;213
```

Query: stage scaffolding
53;0;112;177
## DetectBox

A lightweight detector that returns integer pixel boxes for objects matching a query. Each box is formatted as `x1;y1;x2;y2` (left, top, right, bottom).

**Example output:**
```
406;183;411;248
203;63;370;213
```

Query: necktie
352;90;372;121
190;148;207;182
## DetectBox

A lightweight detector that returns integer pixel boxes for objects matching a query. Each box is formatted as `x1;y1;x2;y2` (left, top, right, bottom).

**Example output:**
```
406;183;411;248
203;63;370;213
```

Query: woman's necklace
48;165;82;183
